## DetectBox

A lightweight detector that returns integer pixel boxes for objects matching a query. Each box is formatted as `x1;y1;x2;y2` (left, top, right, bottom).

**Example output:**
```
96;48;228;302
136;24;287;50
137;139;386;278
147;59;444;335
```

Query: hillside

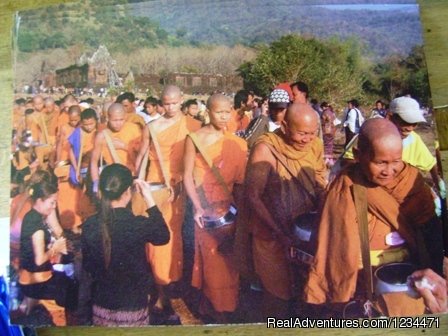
130;0;421;58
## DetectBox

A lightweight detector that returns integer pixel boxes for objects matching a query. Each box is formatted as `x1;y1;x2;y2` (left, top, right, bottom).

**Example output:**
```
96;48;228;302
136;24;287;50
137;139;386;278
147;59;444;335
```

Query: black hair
81;108;98;121
116;92;135;103
144;97;158;107
28;170;58;202
184;99;198;109
85;98;94;105
290;81;309;98
234;90;252;109
25;108;34;115
98;164;133;269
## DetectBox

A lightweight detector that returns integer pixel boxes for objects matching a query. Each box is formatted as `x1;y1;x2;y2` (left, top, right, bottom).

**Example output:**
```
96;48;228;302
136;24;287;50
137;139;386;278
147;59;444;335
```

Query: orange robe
100;122;142;173
126;113;146;129
57;125;79;230
146;115;201;285
25;112;42;143
305;163;435;305
249;130;327;300
191;131;247;312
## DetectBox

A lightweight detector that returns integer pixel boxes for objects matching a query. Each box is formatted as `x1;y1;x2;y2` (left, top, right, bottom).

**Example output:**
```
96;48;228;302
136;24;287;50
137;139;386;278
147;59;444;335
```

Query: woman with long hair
81;163;169;326
18;170;77;314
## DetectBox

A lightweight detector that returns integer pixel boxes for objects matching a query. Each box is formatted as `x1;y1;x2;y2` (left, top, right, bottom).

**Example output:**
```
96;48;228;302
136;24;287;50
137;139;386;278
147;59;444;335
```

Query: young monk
54;106;82;230
90;103;142;193
183;93;247;322
65;108;98;229
135;85;201;320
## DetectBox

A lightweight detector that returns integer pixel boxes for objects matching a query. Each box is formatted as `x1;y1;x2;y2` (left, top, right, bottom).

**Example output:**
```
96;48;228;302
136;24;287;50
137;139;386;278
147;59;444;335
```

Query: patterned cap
269;89;290;106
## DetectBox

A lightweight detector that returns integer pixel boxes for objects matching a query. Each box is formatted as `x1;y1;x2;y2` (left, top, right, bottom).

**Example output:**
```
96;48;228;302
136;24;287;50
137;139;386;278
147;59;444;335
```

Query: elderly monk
245;103;327;319
305;118;438;317
90;103;142;192
183;94;247;322
135;85;201;316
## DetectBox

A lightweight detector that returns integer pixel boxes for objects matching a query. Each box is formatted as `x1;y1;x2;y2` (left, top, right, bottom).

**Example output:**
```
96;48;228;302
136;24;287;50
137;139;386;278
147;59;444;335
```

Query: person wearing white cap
388;96;445;199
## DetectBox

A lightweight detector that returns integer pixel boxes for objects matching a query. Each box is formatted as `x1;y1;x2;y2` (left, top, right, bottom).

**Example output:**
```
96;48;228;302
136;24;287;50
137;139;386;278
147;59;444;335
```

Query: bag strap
38;113;50;145
352;182;374;301
103;130;121;164
264;142;316;202
188;132;232;198
147;124;170;187
76;128;84;179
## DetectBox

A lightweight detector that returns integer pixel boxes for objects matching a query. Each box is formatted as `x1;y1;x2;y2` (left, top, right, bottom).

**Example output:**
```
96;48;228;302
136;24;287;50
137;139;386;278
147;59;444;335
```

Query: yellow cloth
344;131;436;172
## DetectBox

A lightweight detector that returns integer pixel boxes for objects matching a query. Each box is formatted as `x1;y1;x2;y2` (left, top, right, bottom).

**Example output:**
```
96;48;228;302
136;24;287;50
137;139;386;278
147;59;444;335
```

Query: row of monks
10;84;446;323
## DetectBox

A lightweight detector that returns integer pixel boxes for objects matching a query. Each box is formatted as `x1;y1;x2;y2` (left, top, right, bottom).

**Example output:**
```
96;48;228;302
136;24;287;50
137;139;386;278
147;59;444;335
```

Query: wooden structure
0;1;447;335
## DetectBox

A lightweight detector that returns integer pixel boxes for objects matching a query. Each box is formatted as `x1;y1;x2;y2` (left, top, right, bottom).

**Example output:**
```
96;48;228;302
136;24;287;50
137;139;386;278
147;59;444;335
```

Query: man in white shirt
343;99;365;147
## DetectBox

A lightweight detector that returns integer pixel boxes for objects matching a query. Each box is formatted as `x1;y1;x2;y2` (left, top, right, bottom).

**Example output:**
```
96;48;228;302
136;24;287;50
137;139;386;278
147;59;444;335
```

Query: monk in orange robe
183;93;247;322
56;94;79;136
135;85;201;314
305;118;438;317
245;103;327;319
43;97;60;142
54;106;82;230
90;103;142;190
63;108;98;231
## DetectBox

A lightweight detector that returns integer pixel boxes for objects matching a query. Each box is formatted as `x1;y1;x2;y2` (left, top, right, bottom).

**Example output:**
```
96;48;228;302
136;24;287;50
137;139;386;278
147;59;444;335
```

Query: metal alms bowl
374;262;417;296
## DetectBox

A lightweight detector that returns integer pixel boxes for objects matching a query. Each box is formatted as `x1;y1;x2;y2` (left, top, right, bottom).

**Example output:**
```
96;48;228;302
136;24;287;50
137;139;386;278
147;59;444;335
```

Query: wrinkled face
33;97;44;112
357;140;404;187
284;119;318;150
108;111;125;132
162;93;182;118
81;118;97;133
209;100;232;130
35;193;58;217
121;99;135;114
68;113;81;128
187;104;199;117
390;114;417;139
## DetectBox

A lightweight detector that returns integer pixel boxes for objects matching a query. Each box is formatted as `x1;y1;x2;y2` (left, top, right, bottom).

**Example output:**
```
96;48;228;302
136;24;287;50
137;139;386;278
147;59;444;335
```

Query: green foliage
16;0;184;54
369;46;430;105
238;34;366;104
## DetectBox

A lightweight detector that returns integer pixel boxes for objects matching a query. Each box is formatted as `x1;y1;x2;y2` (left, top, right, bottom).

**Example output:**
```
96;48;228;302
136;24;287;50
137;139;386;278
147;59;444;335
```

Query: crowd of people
9;81;448;327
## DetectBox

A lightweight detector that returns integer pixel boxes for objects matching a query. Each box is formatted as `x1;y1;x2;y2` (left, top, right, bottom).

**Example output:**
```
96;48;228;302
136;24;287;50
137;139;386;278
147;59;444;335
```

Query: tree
238;34;366;104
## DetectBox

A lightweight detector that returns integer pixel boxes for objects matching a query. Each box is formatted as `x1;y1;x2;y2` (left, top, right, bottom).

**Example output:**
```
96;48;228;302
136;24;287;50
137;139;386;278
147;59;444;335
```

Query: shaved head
107;103;125;117
206;93;231;110
32;95;44;111
161;85;182;99
358;118;402;155
285;103;319;129
355;118;404;186
161;85;183;117
283;103;319;150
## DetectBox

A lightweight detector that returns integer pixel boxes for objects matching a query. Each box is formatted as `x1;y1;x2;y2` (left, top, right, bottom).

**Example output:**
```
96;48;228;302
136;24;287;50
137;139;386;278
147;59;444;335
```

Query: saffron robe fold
191;131;247;312
146;115;201;285
305;163;435;304
100;122;141;173
248;130;326;300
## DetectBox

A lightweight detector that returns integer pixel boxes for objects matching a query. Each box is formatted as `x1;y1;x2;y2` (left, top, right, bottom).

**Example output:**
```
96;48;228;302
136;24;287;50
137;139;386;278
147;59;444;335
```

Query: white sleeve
345;109;357;132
